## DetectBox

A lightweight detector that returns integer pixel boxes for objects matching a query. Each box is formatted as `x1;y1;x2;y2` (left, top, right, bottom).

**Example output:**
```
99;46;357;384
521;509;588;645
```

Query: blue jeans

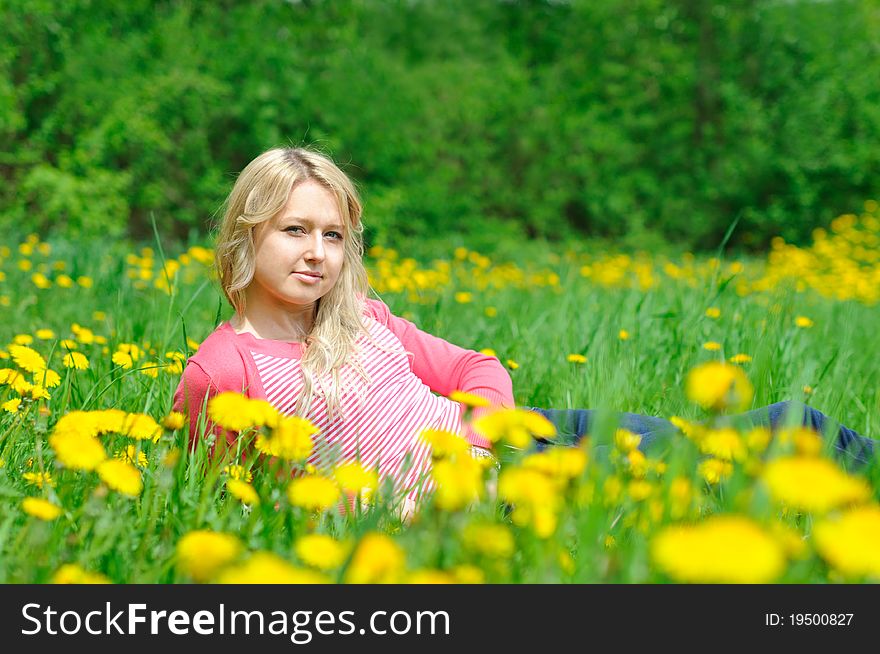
528;401;875;465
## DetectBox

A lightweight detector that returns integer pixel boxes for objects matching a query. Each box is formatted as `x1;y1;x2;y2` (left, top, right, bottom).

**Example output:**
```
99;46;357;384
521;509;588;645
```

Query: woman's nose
304;233;325;261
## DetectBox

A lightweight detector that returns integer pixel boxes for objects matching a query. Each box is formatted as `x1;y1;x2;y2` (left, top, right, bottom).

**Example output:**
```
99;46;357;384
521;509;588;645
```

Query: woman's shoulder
362;297;392;324
185;322;248;379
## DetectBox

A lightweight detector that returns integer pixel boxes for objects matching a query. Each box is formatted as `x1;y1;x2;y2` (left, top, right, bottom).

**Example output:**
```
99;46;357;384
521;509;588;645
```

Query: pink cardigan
172;298;514;450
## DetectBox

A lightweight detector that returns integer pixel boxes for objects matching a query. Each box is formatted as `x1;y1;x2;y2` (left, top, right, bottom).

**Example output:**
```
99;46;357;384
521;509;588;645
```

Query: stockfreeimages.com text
22;603;450;643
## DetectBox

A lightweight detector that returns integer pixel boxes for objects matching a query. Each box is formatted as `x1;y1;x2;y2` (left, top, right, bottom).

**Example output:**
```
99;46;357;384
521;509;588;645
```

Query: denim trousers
527;400;875;465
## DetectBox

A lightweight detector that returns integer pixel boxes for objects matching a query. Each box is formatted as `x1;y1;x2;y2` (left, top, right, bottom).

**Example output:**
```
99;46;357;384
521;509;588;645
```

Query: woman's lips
292;272;322;284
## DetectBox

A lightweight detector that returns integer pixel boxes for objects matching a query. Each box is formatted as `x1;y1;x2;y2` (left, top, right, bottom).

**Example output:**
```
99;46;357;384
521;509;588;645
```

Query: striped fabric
251;317;462;499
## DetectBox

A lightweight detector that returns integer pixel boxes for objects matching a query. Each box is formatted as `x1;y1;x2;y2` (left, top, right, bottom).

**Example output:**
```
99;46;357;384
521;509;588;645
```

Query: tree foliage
2;0;879;250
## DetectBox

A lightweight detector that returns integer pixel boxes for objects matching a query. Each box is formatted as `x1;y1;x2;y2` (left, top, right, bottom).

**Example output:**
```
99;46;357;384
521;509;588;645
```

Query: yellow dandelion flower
344;533;406;584
333;461;379;496
23;471;55;488
2;397;21;413
255;415;317;460
651;516;785;583
32;273;52;288
139;363;159;378
9;344;46;373
13;334;34;345
117;343;142;361
176;530;242;582
74;327;95;344
11;376;33;395
59;339;78;350
450;565;485;584
628;479;655;501
162;411;186;431
163;359;183;375
420;428;470;460
217;552;330;584
454;292;473;304
35;329;56;340
566;353;587;364
472;408;556;449
794;316;814;328
506;359;519;370
52;564;111;584
245;399;279;428
227;479;260;506
521;447;588;480
498;467;561;537
479;348;497;358
287;476;340;511
117;412;163;441
626;449;648;478
462;523;514;558
431;457;484;511
49;431;107;471
33;369;61;388
761;457;870;514
729;353;752;364
618;329;630;340
670;416;707;443
775;426;823;457
207;392;258;432
614;428;641;452
55;274;73;288
92;409;128;435
814;505;880;578
803;385;813;395
295;534;349;570
705;307;721;319
62;352;89;370
0;368;21;385
700;428;747;461
76;276;93;288
22;497;63;521
97;459;143;497
448;390;491;408
222;465;253;482
702;341;722;351
698;458;733;485
685;361;753;412
29;385;50;400
745;426;772;453
405;569;455;584
484;306;498;317
111;351;133;369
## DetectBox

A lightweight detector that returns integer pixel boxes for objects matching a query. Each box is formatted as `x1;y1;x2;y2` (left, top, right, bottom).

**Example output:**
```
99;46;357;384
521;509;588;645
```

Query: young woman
173;147;874;505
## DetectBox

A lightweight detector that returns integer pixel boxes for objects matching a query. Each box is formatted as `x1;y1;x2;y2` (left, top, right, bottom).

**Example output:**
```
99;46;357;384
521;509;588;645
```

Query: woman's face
248;180;346;313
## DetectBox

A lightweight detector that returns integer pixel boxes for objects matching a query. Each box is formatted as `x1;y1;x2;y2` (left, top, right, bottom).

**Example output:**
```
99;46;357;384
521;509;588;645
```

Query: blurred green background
2;0;879;252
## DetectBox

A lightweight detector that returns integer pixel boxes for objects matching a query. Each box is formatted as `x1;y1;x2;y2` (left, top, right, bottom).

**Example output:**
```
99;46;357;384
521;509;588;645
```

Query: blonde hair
214;147;371;417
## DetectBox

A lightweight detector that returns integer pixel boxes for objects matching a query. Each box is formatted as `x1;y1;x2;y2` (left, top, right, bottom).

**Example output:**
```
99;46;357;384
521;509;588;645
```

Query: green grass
0;231;878;583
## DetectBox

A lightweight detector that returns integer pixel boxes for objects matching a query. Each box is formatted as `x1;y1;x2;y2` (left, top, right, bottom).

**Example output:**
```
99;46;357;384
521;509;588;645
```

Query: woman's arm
172;359;236;450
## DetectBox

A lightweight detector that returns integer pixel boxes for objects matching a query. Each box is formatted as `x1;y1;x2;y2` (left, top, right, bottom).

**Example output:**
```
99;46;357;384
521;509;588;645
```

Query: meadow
1;204;879;584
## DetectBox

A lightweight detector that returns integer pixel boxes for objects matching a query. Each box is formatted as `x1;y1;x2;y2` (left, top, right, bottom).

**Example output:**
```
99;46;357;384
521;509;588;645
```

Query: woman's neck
230;294;317;342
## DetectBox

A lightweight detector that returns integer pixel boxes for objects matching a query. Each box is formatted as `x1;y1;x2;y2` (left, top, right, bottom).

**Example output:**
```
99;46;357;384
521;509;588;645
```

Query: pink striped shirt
172;298;514;497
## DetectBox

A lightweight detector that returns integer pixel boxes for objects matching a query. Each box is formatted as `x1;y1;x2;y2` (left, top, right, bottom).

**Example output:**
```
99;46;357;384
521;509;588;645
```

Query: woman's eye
326;231;343;240
285;226;305;234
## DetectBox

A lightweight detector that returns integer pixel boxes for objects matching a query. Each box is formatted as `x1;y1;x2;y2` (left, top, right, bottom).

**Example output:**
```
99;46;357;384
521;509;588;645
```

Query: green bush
2;0;878;250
